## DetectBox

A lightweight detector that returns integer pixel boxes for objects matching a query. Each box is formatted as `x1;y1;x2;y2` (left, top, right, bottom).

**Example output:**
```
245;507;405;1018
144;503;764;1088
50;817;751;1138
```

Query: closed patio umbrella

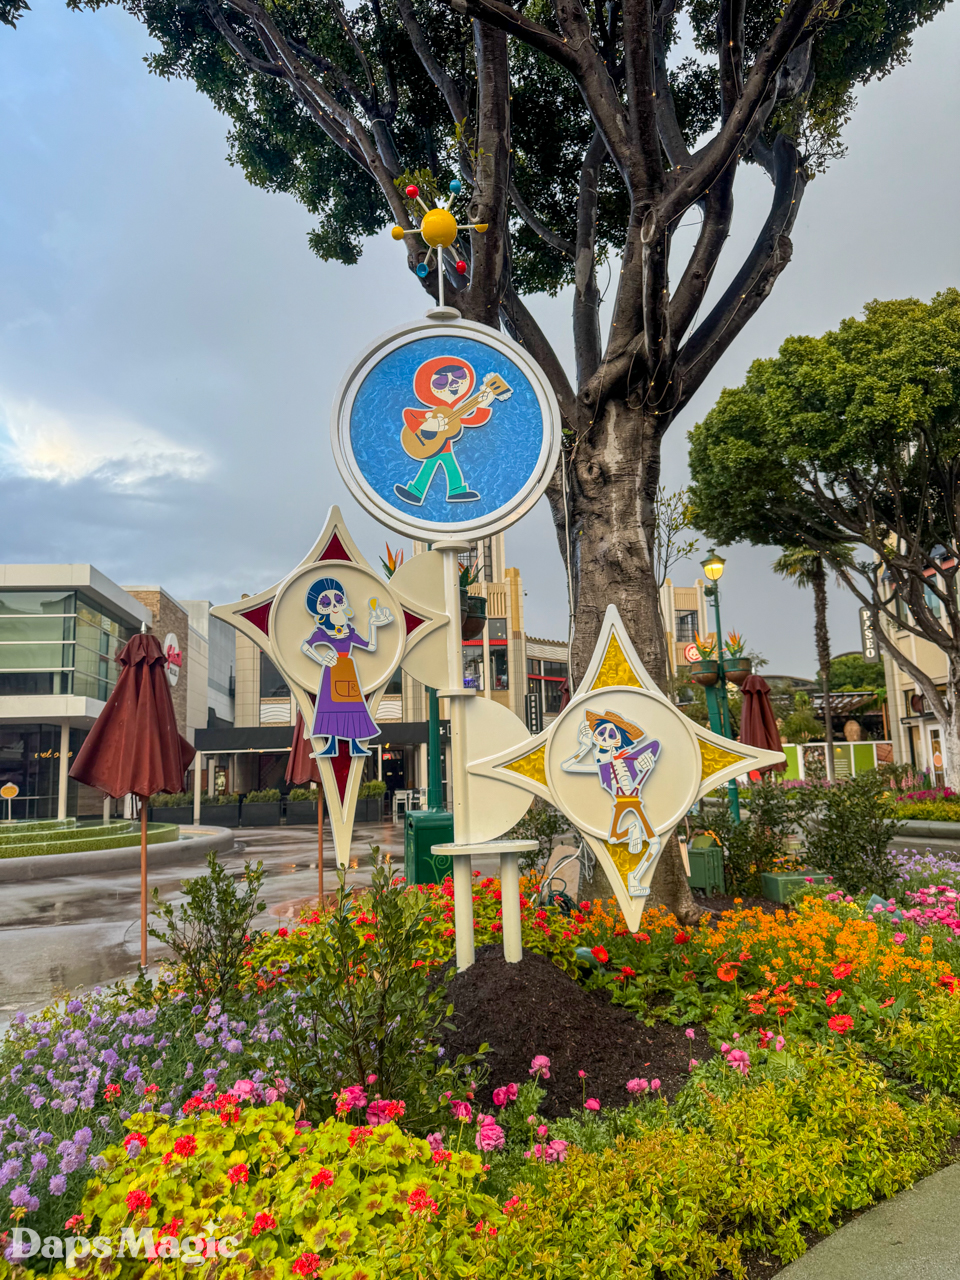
70;631;195;965
738;674;786;777
286;709;325;904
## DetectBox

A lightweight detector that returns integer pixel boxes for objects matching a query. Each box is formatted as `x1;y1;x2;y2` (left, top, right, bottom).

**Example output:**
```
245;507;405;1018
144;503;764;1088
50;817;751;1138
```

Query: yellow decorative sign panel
590;634;641;691
502;743;547;787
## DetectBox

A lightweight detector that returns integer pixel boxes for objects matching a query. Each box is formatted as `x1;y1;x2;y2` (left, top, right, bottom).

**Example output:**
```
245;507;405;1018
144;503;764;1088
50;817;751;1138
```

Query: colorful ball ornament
390;226;405;241
449;179;462;194
455;260;467;275
415;262;429;278
405;184;419;199
420;207;458;248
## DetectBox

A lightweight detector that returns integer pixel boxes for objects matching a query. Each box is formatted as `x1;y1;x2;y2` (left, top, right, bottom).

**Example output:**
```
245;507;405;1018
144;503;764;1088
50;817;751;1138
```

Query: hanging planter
689;659;719;686
725;657;753;686
461;591;487;641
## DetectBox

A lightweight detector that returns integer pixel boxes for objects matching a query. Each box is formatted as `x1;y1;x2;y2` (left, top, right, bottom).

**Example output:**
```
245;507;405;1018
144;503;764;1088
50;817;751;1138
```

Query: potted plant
199;791;241;827
240;788;283;827
147;791;194;826
285;785;318;825
688;633;719;685
459;561;487;641
356;779;387;822
724;631;753;686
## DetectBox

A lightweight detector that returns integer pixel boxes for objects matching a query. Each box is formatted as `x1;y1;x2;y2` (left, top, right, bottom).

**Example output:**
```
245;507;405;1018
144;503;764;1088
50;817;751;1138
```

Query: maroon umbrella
738;674;786;776
70;632;195;964
286;709;325;905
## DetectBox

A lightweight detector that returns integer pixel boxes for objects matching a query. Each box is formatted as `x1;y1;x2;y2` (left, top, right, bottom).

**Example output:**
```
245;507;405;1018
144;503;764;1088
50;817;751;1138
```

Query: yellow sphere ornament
390;225;406;241
420;207;458;248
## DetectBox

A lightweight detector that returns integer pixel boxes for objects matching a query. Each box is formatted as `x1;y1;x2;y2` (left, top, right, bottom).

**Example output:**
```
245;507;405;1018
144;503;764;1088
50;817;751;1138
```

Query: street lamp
700;549;741;822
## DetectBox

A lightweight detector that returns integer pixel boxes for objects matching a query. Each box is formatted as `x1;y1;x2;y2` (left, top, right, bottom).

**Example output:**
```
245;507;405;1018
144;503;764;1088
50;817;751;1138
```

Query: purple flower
66;1000;83;1014
9;1185;39;1210
30;1153;47;1173
48;1174;67;1195
225;1040;243;1054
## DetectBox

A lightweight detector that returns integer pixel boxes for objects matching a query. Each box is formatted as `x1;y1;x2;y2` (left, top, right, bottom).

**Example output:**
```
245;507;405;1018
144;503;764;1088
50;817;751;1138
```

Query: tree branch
652;8;690;169
509;180;574;257
622;0;665;193
501;284;577;428
668;170;734;353
573;130;606;387
397;0;469;127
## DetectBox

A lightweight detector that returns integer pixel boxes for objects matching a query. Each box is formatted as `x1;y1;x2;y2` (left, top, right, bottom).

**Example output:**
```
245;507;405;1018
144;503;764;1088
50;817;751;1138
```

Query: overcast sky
2;2;959;677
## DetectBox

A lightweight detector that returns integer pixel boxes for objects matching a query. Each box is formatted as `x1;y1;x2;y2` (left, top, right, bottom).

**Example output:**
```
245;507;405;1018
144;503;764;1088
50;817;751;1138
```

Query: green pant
407;451;468;499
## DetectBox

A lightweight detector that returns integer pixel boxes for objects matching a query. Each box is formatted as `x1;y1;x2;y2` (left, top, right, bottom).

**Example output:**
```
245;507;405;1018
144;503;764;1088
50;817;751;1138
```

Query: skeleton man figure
561;709;661;896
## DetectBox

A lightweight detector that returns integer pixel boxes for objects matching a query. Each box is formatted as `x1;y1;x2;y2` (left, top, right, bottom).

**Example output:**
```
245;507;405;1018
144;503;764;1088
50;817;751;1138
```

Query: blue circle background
349;335;545;524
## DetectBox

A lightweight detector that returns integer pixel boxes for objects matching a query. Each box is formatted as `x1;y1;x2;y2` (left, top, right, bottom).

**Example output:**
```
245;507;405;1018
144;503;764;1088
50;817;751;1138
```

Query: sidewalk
779;1161;960;1278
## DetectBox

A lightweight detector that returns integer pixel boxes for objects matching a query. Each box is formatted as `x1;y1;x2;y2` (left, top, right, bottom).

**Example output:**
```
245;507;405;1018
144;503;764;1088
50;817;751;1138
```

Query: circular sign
544;686;701;841
682;643;700;664
332;316;561;540
0;783;19;799
268;561;405;700
163;633;183;687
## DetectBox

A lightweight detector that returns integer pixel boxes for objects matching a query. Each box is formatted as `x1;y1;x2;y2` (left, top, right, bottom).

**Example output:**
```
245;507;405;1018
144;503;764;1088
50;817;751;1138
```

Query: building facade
659;577;714;680
881;621;951;785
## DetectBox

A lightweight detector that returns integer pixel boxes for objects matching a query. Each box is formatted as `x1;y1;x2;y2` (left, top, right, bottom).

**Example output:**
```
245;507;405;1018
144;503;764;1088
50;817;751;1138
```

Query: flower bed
5;857;960;1278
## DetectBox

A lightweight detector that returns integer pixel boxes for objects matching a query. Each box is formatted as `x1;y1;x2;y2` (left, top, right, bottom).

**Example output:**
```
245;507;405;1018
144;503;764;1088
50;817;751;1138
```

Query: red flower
250;1213;277;1237
347;1126;374;1148
173;1135;197;1158
143;1084;158;1096
123;1132;147;1154
292;1254;322;1278
621;966;636;977
717;963;740;982
103;1084;121;1102
228;1164;249;1185
125;1189;152;1215
407;1187;439;1217
161;1152;172;1165
310;1169;334;1190
828;1014;854;1034
277;927;289;938
591;945;609;964
938;974;960;994
64;1215;85;1231
825;989;843;1007
832;963;853;980
674;931;690;945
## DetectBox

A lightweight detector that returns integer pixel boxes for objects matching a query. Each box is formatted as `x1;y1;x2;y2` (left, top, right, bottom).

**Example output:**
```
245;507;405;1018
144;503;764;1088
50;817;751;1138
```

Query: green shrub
708;776;799;895
799;771;904;895
886;988;960;1094
263;858;482;1130
894;799;960;822
200;791;240;805
288;787;317;803
0;824;178;859
149;791;192;807
149;853;265;1008
244;788;281;803
359;779;387;798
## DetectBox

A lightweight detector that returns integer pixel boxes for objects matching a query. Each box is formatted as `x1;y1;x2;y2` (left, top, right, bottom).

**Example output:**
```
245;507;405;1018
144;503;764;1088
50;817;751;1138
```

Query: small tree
689;292;960;788
798;772;904;896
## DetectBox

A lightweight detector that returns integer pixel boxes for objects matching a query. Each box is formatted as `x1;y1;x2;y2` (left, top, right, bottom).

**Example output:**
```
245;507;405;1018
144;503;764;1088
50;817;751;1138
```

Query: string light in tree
390;179;487;309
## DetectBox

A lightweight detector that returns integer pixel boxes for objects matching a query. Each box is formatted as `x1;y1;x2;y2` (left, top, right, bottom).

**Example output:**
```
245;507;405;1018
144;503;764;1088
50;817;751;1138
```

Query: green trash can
686;834;725;896
404;810;455;886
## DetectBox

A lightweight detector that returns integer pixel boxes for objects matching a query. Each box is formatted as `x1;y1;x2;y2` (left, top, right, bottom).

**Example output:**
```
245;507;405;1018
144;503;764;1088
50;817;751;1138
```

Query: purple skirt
311;674;380;741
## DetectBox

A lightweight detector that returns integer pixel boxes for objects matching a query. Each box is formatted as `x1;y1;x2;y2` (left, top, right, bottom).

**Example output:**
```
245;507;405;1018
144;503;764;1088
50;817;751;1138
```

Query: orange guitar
401;372;512;461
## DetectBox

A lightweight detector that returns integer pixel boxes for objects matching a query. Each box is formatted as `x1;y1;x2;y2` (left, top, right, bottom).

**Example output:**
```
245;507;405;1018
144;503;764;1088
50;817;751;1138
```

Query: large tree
688;290;960;789
3;0;948;916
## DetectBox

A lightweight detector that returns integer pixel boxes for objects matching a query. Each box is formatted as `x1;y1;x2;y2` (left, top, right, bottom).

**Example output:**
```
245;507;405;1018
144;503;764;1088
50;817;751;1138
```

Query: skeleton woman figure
562;709;661;894
301;577;393;757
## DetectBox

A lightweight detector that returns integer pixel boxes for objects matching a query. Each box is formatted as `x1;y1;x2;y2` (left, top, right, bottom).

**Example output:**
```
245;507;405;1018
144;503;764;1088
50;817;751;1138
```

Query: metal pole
193;754;202;826
57;722;70;820
426;686;442;809
318;789;324;907
499;849;522;962
140;797;148;967
709;585;741;823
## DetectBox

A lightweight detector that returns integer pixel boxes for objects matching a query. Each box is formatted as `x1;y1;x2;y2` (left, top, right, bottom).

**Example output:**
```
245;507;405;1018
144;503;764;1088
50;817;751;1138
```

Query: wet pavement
0;822;500;1024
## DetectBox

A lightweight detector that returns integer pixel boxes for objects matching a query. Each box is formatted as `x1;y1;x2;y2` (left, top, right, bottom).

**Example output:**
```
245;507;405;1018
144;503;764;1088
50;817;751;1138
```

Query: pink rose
425;1132;445;1154
651;1079;661;1091
506;1083;518;1101
684;1029;695;1040
536;1124;548;1137
232;1079;257;1099
547;1139;568;1162
529;1055;551;1079
335;1085;367;1114
578;1070;586;1079
366;1099;405;1127
450;1099;473;1123
688;1059;699;1072
264;1087;279;1104
584;1098;601;1112
626;1078;648;1094
475;1115;505;1152
893;933;907;944
492;1087;509;1107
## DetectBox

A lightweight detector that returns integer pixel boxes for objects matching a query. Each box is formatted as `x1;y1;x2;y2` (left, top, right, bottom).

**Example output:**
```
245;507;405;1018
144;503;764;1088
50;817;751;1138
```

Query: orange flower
717;963;740;982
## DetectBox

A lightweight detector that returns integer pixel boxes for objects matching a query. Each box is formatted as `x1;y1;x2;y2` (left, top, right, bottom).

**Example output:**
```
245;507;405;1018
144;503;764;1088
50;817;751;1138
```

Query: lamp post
701;549;742;823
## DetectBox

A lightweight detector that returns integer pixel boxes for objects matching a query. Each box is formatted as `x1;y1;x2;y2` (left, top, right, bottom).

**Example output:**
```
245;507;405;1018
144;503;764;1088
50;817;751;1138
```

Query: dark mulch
439;944;709;1118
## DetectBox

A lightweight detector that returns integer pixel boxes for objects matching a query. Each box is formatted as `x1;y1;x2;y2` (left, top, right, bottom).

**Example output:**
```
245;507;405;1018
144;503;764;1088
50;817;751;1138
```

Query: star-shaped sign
211;506;448;865
466;605;784;930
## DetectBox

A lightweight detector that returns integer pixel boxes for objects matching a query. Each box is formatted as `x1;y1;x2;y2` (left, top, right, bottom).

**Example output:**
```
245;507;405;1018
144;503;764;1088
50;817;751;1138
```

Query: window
527;657;567;714
260;653;290;698
487;618;507;641
463;647;484;691
385;672;402;695
675;610;698;643
0;591;133;701
491;648;509;690
923;583;942;617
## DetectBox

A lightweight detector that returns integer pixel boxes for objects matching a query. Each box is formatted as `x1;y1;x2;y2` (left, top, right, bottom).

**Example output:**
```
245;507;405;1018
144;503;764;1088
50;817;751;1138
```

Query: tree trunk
557;397;703;924
811;563;835;783
936;659;960;792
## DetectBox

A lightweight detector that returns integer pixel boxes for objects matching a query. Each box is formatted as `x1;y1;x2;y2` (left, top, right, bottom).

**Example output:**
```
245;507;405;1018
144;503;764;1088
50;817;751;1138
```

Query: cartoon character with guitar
394;356;512;505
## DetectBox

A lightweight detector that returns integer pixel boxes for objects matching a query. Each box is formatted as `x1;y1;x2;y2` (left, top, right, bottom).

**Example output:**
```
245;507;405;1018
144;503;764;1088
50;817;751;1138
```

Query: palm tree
772;545;856;783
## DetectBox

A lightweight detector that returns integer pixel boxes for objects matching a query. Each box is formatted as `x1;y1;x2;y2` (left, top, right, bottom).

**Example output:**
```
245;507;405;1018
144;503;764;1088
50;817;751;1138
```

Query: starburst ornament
390;180;487;310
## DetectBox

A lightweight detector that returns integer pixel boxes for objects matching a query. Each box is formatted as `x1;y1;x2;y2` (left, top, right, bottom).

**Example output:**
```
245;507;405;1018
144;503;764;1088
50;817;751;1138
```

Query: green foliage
265;858;482;1130
891;798;960;821
287;787;317;803
203;791;240;806
505;798;571;876
244;789;281;804
0;823;179;859
780;692;823;744
829;652;887;692
149;791;192;807
799;771;905;896
708;777;799;895
887;989;960;1094
358;779;387;798
148;853;266;1009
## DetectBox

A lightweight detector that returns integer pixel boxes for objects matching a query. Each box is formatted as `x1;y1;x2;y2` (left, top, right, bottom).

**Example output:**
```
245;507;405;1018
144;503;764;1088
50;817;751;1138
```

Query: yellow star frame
466;605;785;931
